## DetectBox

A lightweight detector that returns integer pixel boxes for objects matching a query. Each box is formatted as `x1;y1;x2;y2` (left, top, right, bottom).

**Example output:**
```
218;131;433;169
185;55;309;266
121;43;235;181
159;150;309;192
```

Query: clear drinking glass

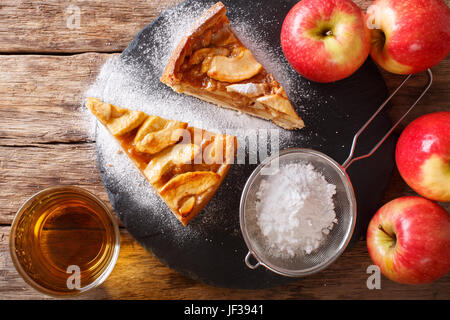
9;186;120;297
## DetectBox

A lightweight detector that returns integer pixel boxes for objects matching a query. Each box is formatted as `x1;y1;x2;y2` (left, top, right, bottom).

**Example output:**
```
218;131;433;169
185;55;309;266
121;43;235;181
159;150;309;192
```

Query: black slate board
95;0;396;288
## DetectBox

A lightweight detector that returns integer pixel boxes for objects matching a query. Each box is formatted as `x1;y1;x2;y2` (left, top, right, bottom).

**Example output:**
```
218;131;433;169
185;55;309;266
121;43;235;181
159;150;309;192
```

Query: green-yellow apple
396;111;450;202
366;0;450;74
367;196;450;284
280;0;371;83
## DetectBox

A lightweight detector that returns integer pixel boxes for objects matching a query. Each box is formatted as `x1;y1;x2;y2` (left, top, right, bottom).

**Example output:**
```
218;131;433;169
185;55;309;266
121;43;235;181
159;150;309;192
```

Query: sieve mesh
240;148;356;277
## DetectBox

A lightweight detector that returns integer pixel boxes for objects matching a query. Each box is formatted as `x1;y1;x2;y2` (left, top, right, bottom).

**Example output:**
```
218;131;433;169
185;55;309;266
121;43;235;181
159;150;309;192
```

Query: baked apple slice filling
160;1;304;130
86;97;236;226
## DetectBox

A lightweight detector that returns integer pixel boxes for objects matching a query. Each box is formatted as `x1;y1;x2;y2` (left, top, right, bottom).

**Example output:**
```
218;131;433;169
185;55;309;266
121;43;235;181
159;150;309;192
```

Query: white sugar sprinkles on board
84;2;312;233
85;2;309;140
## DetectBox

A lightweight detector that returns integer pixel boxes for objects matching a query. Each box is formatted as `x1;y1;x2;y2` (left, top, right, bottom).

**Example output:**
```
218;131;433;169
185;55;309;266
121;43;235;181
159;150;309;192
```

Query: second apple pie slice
86;97;237;226
160;1;304;130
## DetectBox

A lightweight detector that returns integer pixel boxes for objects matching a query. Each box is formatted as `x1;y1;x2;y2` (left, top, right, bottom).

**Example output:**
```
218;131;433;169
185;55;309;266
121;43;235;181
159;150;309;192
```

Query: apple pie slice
86;97;236;226
161;1;304;130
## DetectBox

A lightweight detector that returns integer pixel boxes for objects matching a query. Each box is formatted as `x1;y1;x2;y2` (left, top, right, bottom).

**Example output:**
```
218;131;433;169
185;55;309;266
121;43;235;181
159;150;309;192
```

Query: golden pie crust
160;1;304;130
86;97;237;226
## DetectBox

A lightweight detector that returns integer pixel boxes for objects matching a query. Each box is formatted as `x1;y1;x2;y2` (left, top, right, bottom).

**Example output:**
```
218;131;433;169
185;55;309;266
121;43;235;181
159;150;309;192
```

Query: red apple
367;196;450;284
396;111;450;202
280;0;371;83
366;0;450;74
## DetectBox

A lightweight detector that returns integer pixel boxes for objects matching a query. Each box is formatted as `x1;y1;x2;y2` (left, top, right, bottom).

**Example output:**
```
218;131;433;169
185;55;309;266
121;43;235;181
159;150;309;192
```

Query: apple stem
378;224;397;248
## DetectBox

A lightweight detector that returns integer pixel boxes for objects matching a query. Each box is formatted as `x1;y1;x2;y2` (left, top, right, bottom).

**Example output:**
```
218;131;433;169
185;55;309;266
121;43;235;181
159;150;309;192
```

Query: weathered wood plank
0;53;113;145
0;0;182;53
0;54;448;145
1;0;448;54
1;226;448;299
0;143;113;225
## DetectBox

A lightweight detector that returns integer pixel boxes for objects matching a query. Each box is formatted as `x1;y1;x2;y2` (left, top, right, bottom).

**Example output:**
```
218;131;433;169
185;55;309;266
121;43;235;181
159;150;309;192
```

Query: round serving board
94;0;396;288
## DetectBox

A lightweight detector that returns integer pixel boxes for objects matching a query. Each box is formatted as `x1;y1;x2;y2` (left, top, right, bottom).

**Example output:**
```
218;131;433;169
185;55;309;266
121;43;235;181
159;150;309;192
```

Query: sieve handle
341;68;433;170
245;251;261;269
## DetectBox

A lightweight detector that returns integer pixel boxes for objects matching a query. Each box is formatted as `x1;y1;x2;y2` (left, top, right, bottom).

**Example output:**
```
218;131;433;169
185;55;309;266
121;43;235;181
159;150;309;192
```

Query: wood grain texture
0;53;114;145
0;0;449;300
1;0;447;53
0;0;182;53
0;143;114;225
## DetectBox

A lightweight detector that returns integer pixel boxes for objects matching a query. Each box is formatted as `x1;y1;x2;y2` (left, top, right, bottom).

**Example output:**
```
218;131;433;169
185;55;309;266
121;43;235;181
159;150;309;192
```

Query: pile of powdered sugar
255;162;337;258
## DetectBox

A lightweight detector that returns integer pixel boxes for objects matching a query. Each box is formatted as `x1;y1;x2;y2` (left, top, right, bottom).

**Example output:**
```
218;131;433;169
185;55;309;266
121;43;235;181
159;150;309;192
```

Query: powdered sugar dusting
83;1;314;242
84;0;312;143
255;162;337;258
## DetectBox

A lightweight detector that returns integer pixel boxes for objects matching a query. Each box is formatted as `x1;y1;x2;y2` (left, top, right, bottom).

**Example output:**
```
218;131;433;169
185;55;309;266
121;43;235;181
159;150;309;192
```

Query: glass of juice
9;186;120;297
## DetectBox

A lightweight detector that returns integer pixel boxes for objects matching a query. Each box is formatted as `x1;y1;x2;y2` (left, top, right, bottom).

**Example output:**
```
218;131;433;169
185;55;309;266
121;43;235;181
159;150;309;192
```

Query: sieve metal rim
239;147;357;277
9;185;121;298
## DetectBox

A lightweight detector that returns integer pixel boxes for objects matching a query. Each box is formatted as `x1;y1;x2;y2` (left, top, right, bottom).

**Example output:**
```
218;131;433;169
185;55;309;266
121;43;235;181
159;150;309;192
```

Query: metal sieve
240;69;433;277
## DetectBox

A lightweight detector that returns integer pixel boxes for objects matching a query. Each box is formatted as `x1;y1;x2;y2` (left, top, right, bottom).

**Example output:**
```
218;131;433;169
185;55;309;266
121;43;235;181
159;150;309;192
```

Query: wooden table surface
0;0;449;300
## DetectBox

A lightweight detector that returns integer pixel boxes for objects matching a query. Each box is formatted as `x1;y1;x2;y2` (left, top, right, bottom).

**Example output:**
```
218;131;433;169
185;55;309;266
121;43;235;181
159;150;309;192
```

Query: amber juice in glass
9;186;120;296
